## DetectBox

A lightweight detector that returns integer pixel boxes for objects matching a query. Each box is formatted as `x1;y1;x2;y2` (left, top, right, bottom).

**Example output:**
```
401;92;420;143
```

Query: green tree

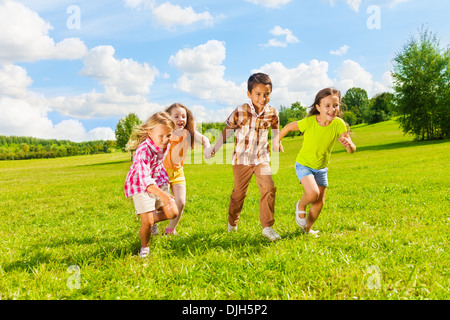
115;113;142;152
392;27;449;140
365;92;395;124
279;102;307;126
279;102;307;137
343;110;357;126
342;87;369;124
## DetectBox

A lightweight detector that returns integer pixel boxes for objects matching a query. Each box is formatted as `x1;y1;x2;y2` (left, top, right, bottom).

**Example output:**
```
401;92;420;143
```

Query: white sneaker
302;228;320;237
295;201;307;229
228;223;237;232
262;227;281;241
139;247;149;258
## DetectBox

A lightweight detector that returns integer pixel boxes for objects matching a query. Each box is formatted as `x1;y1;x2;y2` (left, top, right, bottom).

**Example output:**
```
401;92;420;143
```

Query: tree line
0;135;116;161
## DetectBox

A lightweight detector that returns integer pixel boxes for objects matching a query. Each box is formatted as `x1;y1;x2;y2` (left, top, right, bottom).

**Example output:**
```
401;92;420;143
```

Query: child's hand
338;135;355;153
272;141;284;152
160;192;175;209
203;147;213;159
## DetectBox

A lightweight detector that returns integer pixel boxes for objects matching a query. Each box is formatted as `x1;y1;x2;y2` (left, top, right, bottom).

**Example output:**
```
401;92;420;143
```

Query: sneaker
227;223;237;232
262;227;281;241
151;224;159;236
301;228;320;237
165;227;177;235
295;201;307;229
139;247;149;258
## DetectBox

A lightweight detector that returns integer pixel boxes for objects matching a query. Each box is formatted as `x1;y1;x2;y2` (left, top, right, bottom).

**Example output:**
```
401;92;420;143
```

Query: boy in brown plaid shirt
206;73;281;241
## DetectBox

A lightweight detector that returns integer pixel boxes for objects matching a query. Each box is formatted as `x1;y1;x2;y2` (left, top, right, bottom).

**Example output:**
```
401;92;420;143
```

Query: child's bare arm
338;131;356;153
210;125;234;156
146;184;175;208
194;130;211;149
273;121;299;152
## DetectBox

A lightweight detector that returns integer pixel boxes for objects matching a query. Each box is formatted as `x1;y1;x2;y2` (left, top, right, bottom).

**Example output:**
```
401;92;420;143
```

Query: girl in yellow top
275;88;356;235
158;103;211;235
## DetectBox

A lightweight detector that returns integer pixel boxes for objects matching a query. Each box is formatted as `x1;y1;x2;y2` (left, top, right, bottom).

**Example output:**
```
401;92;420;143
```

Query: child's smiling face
148;124;173;149
316;94;340;122
247;83;272;112
169;106;187;130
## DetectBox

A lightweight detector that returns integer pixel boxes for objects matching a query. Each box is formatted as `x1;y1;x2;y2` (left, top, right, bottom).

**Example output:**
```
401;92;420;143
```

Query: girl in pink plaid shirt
124;112;179;258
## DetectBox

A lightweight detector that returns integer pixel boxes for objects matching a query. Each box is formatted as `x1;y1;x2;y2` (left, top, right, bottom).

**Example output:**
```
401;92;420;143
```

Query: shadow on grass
334;138;448;154
3;226;310;273
75;160;130;168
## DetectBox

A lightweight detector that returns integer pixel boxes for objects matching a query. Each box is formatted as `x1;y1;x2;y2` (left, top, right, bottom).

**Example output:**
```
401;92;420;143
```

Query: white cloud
255;60;334;107
169;40;247;105
0;63;116;142
151;2;214;29
330;44;350;56
124;1;215;30
263;26;299;48
80;45;159;96
245;0;292;8
335;59;390;97
329;0;362;12
47;45;164;120
0;95;115;142
0;64;33;98
0;0;87;63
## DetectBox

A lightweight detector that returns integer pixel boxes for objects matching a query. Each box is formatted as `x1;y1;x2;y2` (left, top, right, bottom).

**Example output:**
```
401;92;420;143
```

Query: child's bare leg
139;211;155;247
167;184;186;230
298;175;320;219
306;186;327;232
153;200;179;223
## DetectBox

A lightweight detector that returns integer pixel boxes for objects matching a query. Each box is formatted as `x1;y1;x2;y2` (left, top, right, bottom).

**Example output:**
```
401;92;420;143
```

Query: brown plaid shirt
226;102;279;165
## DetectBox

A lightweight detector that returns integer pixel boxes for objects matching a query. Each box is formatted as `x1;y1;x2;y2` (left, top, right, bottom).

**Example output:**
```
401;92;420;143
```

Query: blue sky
0;0;448;142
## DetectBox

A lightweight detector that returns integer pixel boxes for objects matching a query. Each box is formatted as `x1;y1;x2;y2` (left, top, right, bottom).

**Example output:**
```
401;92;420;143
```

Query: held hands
203;147;215;159
272;141;284;152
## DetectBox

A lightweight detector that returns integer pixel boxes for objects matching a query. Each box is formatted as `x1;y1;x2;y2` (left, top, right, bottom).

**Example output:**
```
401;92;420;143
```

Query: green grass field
0;119;449;300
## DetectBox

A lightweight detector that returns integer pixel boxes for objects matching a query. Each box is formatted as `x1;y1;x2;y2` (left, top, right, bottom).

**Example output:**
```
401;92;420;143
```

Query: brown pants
228;163;276;228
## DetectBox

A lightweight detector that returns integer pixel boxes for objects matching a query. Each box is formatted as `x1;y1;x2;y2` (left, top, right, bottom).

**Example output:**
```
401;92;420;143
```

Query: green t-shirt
296;116;348;169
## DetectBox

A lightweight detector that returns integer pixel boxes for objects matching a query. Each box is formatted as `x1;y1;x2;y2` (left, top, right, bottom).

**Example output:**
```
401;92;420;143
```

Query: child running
206;73;281;241
274;88;356;235
157;103;211;235
124;112;179;258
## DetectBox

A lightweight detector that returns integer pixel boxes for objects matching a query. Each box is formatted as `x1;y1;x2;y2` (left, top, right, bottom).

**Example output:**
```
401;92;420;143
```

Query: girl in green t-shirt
274;88;356;235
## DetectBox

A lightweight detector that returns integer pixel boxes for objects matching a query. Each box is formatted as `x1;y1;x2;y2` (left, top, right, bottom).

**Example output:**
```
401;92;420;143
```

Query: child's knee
306;189;320;202
164;201;179;219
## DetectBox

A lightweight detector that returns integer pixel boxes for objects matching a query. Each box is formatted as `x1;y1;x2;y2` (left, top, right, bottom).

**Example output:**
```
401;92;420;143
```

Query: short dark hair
247;72;272;93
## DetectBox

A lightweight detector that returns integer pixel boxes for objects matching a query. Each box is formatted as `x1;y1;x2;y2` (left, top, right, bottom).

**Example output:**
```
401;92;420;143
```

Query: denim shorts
295;162;328;187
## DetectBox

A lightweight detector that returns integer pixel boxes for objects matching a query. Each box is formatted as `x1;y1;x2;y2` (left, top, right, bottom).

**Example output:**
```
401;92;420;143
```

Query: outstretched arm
273;121;299;152
206;125;234;158
194;130;211;149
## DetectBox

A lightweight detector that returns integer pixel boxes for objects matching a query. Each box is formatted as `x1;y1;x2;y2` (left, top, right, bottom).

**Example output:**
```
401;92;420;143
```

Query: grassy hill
0;119;448;300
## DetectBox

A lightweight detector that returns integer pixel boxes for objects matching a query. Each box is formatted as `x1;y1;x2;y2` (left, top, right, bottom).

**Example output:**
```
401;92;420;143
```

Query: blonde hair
126;112;175;151
165;103;195;149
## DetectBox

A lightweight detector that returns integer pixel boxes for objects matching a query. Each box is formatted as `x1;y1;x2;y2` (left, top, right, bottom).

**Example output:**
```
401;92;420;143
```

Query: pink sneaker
165;228;177;235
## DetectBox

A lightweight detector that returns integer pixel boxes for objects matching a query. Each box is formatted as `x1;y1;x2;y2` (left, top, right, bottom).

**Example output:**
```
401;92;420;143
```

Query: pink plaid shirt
124;137;170;198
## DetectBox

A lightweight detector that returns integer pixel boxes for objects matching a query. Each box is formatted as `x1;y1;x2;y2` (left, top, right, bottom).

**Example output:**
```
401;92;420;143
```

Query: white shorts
132;184;170;215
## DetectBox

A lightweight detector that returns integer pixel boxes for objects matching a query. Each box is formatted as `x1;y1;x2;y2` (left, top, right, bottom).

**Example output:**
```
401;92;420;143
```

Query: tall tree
392;27;449;140
115;113;142;152
342;87;369;124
